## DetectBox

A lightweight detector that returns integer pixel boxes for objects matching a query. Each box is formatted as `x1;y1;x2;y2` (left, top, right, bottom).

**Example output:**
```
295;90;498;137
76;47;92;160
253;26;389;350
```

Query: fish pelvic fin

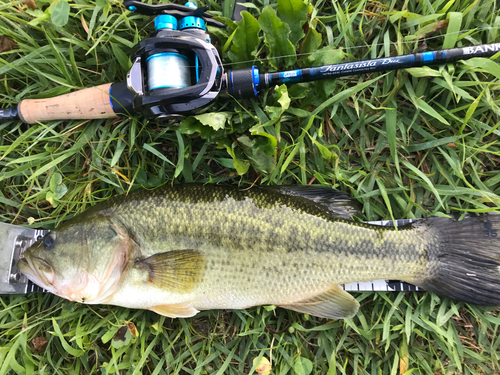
149;303;200;318
417;213;500;306
134;250;205;294
278;285;359;319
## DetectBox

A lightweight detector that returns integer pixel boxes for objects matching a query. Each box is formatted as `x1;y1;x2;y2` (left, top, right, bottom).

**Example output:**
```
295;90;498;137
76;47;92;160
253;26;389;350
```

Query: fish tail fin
417;213;500;306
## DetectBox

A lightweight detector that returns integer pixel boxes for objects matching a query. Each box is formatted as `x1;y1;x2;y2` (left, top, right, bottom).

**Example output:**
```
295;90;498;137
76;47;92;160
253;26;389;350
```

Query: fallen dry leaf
113;326;128;342
81;14;89;35
22;0;36;10
399;355;409;374
0;35;18;53
31;337;48;351
127;322;139;337
253;356;272;375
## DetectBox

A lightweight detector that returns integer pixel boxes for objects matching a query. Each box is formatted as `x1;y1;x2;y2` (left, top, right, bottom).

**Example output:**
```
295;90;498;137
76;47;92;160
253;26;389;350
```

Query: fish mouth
18;255;55;290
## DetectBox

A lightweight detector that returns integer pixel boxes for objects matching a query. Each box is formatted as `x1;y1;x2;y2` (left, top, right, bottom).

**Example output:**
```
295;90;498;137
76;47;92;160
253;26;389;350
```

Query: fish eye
43;234;56;249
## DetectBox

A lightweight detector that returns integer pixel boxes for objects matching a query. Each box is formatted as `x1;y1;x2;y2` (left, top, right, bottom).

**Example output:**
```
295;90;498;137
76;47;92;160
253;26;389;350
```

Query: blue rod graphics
258;42;500;90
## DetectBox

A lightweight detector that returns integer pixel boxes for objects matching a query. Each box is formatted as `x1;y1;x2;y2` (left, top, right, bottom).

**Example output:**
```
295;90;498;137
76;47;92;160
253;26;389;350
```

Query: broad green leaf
228;11;261;67
464;57;500;80
259;6;296;69
405;67;442;77
238;135;276;174
223;0;235;18
179;116;221;139
0;126;39;161
46;35;72;84
386;106;399;175
54;184;68;200
401;159;444;209
265;105;282;121
376;178;396;225
293;357;313;375
277;0;308;45
50;173;62;193
111;43;131;71
300;28;322;57
442;12;462;49
46;191;57;208
310;74;383;117
276;84;290;113
110;140;126;167
51;0;70;27
308;134;332;159
111;327;132;349
460;90;483;134
307;46;344;67
174;130;185;179
415;98;449;125
224;144;250;175
413;20;448;39
406;135;462;152
51;318;84;357
143;143;175;167
193;112;231;131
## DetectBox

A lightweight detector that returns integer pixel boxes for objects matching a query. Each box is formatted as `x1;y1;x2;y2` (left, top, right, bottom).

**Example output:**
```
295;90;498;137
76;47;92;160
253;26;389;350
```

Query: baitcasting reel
124;0;225;121
122;0;262;122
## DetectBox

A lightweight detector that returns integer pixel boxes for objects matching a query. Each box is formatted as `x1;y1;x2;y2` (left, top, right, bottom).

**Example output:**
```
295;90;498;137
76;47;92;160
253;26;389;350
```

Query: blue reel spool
146;2;205;92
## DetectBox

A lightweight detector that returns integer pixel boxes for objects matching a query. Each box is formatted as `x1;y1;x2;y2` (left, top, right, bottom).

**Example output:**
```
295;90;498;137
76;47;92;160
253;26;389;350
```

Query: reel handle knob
124;0;225;28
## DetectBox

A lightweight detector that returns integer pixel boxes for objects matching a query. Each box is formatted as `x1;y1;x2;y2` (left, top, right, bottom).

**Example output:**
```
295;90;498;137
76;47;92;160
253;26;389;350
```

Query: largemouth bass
18;184;500;319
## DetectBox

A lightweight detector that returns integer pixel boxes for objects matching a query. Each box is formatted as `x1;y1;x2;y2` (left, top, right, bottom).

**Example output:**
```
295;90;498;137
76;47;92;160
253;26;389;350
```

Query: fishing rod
1;0;499;124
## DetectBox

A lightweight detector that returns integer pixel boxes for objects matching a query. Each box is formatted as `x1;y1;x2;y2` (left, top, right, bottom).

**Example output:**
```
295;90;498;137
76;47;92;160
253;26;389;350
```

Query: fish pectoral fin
278;285;359;319
149;303;200;318
134;250;205;294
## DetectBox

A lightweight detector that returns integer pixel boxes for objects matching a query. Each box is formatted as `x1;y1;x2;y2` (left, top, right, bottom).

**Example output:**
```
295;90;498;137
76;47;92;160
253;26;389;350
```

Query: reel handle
17;83;134;124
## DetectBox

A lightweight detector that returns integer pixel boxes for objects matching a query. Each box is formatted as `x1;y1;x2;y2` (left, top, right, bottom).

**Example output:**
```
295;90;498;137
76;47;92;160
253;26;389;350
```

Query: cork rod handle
18;83;119;124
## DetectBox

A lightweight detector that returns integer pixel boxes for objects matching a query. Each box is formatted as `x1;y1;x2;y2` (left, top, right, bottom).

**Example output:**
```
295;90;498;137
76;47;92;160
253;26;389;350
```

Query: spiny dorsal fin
278;285;360;319
135;250;205;294
263;186;361;219
149;303;200;318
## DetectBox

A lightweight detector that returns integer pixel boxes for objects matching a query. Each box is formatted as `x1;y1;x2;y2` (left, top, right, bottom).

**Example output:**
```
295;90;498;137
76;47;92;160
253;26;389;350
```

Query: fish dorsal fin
149;303;200;318
278;285;359;319
263;186;361;219
135;250;205;294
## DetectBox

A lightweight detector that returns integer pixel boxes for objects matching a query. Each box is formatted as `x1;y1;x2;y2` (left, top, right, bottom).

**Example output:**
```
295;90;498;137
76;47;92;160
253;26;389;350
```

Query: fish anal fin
149;303;199;318
135;250;205;294
279;285;359;319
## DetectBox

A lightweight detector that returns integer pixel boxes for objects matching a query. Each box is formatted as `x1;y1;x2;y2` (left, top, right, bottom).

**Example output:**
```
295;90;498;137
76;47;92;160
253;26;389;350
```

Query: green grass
1;0;500;373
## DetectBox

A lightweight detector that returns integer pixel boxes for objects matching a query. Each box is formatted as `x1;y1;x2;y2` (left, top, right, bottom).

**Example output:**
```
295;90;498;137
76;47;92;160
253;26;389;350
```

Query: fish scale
18;185;500;319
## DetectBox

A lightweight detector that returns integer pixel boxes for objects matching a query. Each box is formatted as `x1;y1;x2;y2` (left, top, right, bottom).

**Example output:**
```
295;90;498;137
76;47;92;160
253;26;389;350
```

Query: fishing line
179;25;500;69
